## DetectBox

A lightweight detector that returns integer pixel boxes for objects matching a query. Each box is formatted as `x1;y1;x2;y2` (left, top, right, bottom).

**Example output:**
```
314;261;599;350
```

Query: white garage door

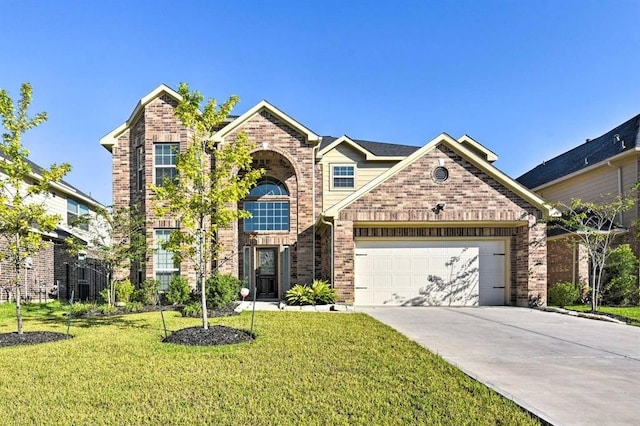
354;240;506;306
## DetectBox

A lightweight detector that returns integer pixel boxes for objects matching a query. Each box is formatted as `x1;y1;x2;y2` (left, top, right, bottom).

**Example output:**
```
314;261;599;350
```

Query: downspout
319;215;334;287
312;142;321;281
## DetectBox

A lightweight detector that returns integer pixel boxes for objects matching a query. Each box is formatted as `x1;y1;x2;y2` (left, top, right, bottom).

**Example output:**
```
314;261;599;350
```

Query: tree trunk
15;263;23;334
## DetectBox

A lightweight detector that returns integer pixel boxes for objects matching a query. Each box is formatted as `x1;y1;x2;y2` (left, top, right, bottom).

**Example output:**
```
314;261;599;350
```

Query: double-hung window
154;143;178;186
154;229;179;291
331;164;355;189
67;199;89;231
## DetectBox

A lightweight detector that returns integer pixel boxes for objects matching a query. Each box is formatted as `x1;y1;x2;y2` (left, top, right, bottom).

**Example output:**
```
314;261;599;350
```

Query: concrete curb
537;306;626;324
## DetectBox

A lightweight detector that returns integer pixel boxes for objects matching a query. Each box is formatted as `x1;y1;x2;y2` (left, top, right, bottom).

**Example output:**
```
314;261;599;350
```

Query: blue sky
1;0;639;205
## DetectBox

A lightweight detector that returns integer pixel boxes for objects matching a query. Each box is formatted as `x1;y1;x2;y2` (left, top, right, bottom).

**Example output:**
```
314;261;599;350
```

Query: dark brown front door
257;248;277;299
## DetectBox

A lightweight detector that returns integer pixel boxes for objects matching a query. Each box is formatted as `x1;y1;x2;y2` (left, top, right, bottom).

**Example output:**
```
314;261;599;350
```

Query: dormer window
332;164;355;189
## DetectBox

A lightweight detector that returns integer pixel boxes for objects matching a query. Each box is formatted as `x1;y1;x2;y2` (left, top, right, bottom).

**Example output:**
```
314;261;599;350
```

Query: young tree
550;190;637;311
0;83;71;333
65;204;146;305
152;83;263;329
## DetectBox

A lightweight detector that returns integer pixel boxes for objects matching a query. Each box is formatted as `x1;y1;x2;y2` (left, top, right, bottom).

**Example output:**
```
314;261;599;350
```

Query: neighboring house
0;155;108;302
517;113;640;288
101;84;556;307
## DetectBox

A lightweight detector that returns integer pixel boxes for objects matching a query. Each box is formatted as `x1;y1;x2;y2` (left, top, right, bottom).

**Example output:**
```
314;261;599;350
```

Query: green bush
134;279;160;305
286;284;313;306
114;279;135;303
167;276;191;305
124;301;144;313
181;302;202;317
98;288;112;305
604;244;639;305
71;302;96;316
310;280;337;305
548;282;580;307
205;273;242;308
98;304;118;315
286;280;337;306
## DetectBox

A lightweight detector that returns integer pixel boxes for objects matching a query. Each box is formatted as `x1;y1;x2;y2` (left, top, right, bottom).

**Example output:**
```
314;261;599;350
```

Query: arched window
244;178;290;231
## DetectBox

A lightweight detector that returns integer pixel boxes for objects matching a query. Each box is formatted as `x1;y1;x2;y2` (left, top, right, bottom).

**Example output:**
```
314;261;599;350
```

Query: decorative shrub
604;244;639;305
98;288;112;305
205;273;242;308
98;304;118;315
286;280;337;306
286;284;312;306
124;301;144;313
114;279;135;303
134;279;160;305
71;302;96;316
167;276;191;305
181;302;202;317
548;282;580;307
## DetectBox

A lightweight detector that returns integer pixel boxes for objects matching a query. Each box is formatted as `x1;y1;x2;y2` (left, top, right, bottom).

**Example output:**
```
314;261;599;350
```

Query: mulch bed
163;325;254;346
0;331;71;347
0;303;252;348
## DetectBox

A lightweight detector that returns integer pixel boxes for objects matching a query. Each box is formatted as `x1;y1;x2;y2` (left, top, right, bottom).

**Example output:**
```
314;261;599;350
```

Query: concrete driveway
361;306;640;425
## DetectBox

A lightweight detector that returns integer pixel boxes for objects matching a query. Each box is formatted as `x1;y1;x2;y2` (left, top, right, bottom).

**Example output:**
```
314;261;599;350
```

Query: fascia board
212;100;321;144
99;84;182;151
457;134;498;162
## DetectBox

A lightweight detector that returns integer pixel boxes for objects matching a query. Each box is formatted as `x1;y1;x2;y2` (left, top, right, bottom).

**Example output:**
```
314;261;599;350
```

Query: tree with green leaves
0;83;71;334
550;188;637;311
65;204;146;305
152;83;264;329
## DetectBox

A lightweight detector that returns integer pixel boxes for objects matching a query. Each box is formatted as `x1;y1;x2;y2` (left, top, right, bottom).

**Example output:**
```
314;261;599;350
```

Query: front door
256;248;277;299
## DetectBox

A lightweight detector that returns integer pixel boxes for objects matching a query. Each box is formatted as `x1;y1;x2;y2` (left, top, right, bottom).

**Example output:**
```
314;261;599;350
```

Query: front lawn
0;308;538;425
565;304;640;325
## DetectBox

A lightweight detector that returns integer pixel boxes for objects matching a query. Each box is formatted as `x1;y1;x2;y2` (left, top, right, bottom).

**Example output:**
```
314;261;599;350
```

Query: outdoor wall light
432;203;445;214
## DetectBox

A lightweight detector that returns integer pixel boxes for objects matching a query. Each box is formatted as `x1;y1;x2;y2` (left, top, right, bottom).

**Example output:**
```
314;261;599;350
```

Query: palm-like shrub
286;280;337;306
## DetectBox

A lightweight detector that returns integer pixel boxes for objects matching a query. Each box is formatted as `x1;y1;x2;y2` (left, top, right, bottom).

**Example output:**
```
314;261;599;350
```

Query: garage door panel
355;240;505;306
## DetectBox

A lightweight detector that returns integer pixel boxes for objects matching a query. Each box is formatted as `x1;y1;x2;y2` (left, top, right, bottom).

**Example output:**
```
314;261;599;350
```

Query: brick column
333;219;354;303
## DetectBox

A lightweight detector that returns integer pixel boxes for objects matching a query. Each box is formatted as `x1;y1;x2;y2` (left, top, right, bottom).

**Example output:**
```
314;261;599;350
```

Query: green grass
565;304;640;324
0;306;539;425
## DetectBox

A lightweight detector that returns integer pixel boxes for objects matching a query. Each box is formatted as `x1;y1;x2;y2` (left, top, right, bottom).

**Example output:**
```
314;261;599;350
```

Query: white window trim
154;229;180;290
330;163;356;190
153;143;179;186
136;146;144;192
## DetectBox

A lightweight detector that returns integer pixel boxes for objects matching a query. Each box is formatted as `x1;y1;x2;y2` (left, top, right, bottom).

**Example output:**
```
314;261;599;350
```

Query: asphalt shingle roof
517;114;640;189
320;136;420;157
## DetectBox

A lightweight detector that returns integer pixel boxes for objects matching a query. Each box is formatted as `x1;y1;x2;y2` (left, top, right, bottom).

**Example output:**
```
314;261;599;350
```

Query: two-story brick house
0;155;108;302
101;84;557;306
518;113;640;290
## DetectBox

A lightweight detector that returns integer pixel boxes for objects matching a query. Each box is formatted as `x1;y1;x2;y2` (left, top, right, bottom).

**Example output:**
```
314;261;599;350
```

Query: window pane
333;165;355;188
244;201;290;231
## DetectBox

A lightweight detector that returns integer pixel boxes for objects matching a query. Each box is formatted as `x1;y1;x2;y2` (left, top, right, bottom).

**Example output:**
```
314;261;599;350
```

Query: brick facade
106;87;549;305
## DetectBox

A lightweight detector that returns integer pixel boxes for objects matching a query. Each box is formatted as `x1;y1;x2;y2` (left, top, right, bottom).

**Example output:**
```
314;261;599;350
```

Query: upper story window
67;199;89;231
331;164;355;189
244;178;289;232
154;143;178;186
136;146;144;191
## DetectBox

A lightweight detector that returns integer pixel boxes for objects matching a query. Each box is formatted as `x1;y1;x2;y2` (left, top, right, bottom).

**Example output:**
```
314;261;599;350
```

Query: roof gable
517;113;640;189
100;84;181;152
212;100;320;145
324;133;558;218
